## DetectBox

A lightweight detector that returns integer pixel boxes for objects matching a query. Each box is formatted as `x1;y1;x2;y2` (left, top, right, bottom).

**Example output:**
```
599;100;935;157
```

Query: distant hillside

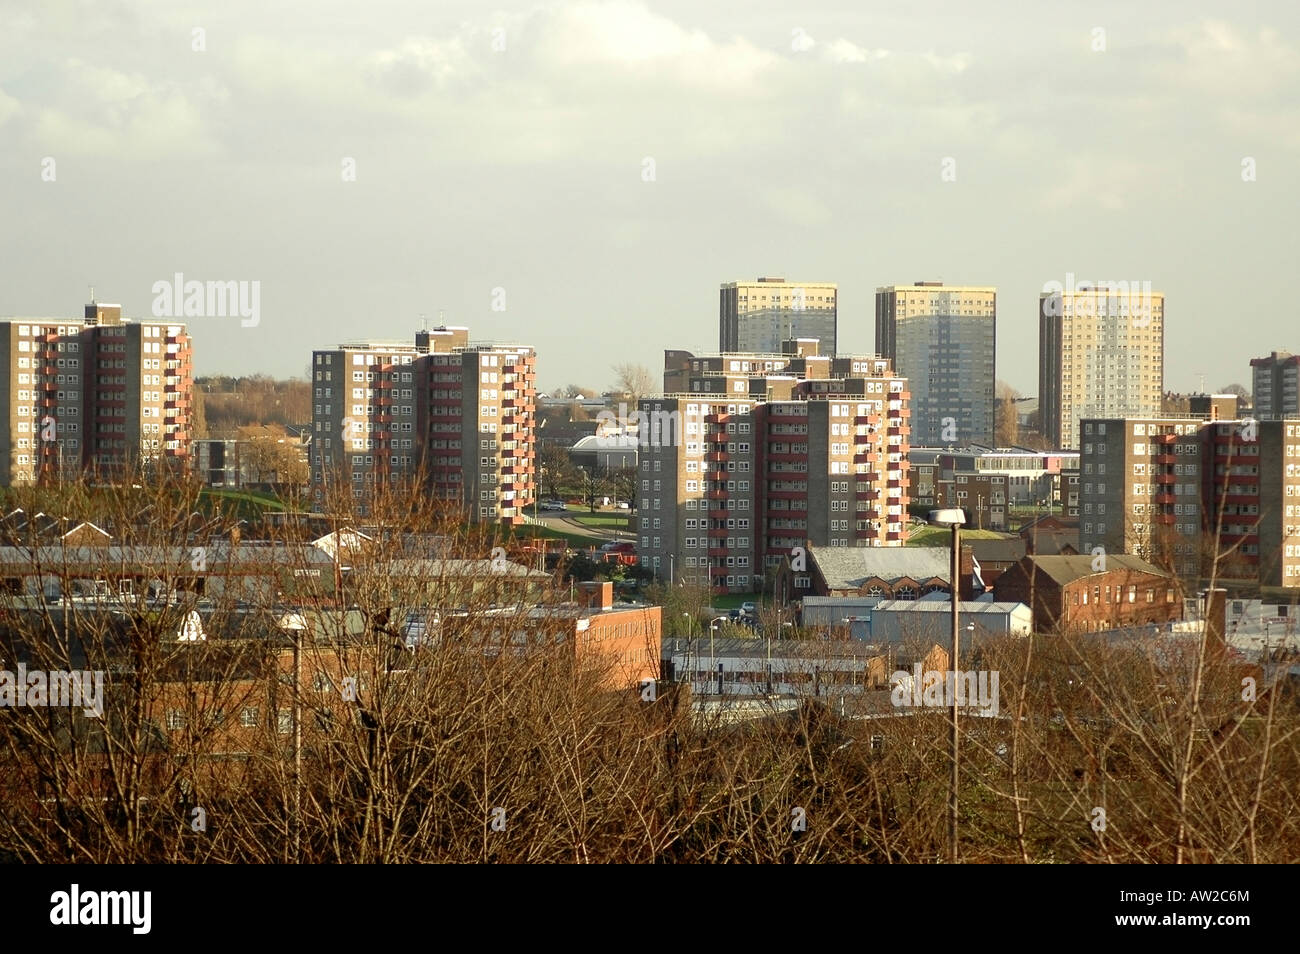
195;375;311;438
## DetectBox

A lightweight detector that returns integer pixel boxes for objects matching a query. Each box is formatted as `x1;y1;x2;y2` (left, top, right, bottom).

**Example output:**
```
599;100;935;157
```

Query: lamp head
928;508;966;528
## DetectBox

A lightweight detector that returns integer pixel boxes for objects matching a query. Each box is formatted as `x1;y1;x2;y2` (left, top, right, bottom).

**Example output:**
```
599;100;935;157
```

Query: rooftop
871;599;1029;615
810;546;951;590
1012;554;1170;586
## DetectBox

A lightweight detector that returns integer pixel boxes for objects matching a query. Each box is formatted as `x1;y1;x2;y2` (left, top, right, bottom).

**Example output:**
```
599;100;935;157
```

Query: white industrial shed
849;599;1032;643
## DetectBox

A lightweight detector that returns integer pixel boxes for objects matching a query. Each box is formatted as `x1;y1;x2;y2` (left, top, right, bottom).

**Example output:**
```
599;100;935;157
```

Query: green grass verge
568;512;632;530
905;525;1016;546
515;524;606;548
199;488;296;521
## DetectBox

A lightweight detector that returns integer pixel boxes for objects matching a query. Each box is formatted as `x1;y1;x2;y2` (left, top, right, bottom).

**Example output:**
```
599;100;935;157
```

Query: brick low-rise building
803;544;975;600
992;554;1181;634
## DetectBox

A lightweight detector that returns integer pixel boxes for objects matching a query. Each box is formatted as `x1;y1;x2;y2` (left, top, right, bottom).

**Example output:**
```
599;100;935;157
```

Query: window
166;709;187;730
277;709;293;734
240;707;259;727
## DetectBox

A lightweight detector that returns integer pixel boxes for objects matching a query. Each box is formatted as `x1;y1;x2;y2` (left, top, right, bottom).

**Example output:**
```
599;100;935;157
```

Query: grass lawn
569;512;632;530
905;525;1016;547
516;524;605;548
199;488;296;521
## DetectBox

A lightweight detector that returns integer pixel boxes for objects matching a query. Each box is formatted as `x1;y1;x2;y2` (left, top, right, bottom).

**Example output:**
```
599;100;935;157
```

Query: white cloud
532;0;781;91
28;60;219;159
821;39;889;64
0;87;20;127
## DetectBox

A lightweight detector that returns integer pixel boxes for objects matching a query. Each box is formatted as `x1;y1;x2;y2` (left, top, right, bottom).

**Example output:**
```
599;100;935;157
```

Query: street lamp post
681;612;692;684
708;615;727;696
929;507;966;865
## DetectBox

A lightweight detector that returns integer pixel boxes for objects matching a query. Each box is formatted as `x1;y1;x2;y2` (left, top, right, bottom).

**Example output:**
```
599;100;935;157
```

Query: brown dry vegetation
0;476;1296;864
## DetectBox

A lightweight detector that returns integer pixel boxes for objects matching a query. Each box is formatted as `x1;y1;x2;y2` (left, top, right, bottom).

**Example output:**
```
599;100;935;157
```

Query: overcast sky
2;0;1297;397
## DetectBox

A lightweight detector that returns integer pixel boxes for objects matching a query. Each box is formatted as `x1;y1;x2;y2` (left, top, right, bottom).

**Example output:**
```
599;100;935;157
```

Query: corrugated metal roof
872;599;1029;614
811;546;950;590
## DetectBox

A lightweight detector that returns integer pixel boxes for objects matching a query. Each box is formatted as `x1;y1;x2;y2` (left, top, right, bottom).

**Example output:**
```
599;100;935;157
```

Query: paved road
531;510;636;543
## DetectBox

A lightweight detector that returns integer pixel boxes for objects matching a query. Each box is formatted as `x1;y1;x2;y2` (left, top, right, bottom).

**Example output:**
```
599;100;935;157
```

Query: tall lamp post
681;612;692;685
929;507;966;865
708;615;727;696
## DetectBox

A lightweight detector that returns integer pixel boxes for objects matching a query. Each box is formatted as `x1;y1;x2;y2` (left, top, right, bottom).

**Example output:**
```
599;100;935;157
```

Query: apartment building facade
639;342;910;594
1078;417;1207;580
0;302;193;486
309;326;537;524
1038;283;1164;448
935;472;1009;530
719;278;837;355
1250;352;1300;419
875;282;996;447
1078;416;1300;589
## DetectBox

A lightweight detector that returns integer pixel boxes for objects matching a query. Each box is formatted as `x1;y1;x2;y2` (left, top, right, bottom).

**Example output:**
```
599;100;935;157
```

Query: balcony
704;413;722;424
1153;492;1175;504
855;487;879;500
1152;433;1176;445
706;451;728;463
1153;453;1176;465
706;488;728;500
708;546;729;557
1221;492;1258;506
1156;514;1176;525
1155;472;1175;485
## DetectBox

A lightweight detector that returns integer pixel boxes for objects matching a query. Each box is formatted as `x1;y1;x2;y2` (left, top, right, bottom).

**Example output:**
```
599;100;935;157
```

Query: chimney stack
1200;588;1227;645
577;580;613;611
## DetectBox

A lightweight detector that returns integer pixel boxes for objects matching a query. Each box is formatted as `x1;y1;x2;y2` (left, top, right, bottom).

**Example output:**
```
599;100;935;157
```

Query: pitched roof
968;537;1026;563
810;546;950;590
1025;528;1079;555
872;599;1030;615
1013;554;1171;586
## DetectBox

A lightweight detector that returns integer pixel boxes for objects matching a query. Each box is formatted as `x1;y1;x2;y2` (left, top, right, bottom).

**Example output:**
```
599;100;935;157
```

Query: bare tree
995;381;1020;448
611;364;656;406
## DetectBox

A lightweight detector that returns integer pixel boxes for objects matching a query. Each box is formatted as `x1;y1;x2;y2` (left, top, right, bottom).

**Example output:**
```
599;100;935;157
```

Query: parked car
617;501;631;510
540;500;567;512
740;601;758;616
728;608;742;621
